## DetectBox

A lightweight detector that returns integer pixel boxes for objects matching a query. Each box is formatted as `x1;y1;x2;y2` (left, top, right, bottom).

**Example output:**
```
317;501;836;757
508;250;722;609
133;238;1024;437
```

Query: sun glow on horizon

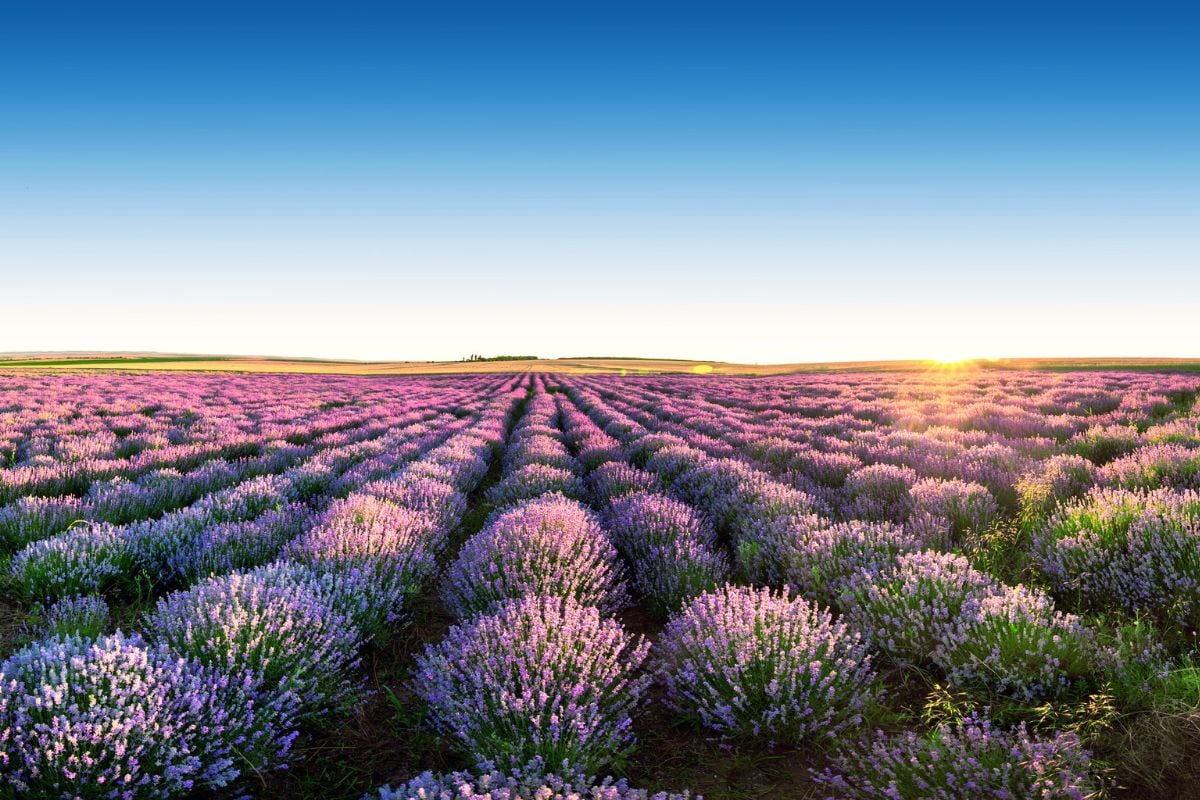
926;356;980;370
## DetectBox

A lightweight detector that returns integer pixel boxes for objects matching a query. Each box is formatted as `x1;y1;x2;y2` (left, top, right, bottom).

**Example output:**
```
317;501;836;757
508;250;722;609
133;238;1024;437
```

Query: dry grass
0;601;25;656
1110;709;1200;799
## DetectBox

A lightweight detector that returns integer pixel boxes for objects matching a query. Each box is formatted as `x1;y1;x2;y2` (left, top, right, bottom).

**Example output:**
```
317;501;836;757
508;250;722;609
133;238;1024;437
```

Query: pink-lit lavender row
2;368;1199;799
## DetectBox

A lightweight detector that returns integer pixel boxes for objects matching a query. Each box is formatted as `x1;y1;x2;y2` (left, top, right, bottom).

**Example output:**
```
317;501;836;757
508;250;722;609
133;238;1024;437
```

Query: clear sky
2;0;1197;363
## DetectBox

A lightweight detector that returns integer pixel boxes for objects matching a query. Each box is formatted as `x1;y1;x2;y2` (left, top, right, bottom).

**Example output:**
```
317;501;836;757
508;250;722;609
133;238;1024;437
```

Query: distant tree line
461;354;539;362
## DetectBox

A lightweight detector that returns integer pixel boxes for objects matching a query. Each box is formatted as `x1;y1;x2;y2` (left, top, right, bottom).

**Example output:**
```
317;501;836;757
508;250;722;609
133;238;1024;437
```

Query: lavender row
409;384;654;784
0;409;449;553
6;414;465;601
0;372;501;502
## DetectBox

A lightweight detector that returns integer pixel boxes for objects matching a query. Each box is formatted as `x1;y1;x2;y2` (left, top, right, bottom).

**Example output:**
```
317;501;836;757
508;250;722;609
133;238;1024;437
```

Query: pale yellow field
2;354;1199;376
0;356;760;376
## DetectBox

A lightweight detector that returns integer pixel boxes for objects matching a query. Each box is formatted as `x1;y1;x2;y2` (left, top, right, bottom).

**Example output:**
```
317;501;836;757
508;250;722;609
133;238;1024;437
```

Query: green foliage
962;518;1037;588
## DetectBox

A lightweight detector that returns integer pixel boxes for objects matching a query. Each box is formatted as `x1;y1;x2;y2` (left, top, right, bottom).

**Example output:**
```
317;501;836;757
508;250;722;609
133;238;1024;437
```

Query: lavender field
3;369;1200;799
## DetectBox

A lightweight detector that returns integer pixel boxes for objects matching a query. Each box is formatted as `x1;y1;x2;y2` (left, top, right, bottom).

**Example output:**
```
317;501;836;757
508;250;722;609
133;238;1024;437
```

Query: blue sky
2;1;1197;362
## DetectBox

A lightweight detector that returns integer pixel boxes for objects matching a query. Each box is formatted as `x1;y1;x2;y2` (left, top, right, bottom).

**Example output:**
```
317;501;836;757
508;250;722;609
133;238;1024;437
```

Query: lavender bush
1100;443;1200;491
661;460;818;584
32;593;110;639
0;495;87;552
144;569;366;717
641;443;705;485
504;433;581;474
247;559;407;645
414;595;651;774
191;473;298;523
588;461;662;505
161;503;311;584
1070;424;1142;465
0;632;298;798
937;584;1098;701
426;440;494;491
656;585;877;743
1144;417;1200;448
288;495;439;633
846;463;919;524
362;474;468;535
604;492;729;617
813;713;1101;799
781;519;920;608
670;459;813;537
443;494;629;619
840;551;998;665
9;522;132;599
576;434;623;471
907;478;999;549
486;464;588;509
368;762;696;800
1016;454;1099;521
1033;487;1200;625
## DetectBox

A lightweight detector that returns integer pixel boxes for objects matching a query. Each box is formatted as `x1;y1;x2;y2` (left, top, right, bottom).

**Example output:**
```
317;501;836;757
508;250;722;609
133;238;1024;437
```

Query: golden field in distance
2;353;1200;375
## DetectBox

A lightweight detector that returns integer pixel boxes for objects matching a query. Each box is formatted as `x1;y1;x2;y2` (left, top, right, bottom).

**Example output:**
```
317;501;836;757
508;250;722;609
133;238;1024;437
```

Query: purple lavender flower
362;474;468;535
162;503;311;585
840;550;998;665
9;522;132;599
748;438;862;488
937;583;1098;701
443;494;629;619
1033;487;1200;626
642;443;706;485
368;762;697;800
656;585;877;743
1144;417;1200;448
296;493;440;565
0;495;87;552
33;593;110;639
0;632;299;798
287;495;439;636
414;595;651;774
575;433;624;471
1016;454;1099;520
486;464;589;509
1070;423;1143;465
604;492;730;618
665;457;818;583
906;478;998;549
846;463;919;523
623;433;689;467
1100;443;1200;491
813;712;1101;799
669;458;814;535
588;461;662;505
192;473;299;522
248;559;405;645
781;519;920;608
504;433;582;475
425;445;492;492
144;569;366;717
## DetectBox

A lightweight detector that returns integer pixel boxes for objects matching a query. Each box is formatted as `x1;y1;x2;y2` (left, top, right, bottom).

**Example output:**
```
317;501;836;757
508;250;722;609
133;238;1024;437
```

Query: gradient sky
2;0;1197;362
